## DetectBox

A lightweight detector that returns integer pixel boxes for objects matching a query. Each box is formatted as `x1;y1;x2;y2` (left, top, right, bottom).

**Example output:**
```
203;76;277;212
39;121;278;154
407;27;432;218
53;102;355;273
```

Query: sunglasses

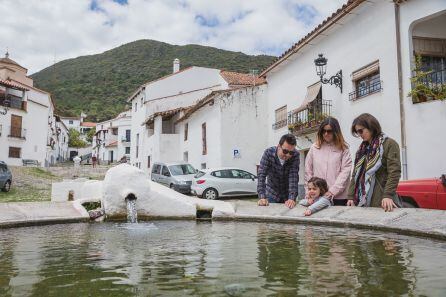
280;146;295;156
356;128;365;135
322;129;333;134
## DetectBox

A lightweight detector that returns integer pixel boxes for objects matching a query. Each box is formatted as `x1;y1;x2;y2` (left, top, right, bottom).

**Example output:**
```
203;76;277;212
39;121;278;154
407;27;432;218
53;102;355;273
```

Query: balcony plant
409;55;446;103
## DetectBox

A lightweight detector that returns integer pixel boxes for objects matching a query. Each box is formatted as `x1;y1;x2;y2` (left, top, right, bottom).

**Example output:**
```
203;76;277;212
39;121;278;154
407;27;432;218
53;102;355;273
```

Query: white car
191;167;258;200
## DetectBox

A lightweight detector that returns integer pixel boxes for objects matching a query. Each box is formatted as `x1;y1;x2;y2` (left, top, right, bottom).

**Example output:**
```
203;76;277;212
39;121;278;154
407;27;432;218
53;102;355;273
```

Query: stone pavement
1;198;445;240
222;201;446;240
0;201;89;228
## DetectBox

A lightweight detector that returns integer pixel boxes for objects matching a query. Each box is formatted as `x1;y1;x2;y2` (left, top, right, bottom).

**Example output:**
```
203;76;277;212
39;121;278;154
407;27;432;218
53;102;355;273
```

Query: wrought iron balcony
349;80;382;101
0;93;27;111
8;126;26;139
288;100;332;136
410;68;446;102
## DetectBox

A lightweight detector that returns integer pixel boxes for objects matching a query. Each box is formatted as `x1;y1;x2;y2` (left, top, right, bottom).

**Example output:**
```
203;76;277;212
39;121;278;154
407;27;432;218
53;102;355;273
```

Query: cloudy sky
0;0;347;74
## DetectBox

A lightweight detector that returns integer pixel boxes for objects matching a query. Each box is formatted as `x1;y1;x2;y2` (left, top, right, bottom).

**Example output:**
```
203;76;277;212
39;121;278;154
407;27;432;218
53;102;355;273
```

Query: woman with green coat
347;113;402;211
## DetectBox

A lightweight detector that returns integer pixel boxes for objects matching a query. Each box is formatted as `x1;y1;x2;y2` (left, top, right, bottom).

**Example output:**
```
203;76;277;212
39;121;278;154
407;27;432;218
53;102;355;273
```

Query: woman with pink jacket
305;117;352;206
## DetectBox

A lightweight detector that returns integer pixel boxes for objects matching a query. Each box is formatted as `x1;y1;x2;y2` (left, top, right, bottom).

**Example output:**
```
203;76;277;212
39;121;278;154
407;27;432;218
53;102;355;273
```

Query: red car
397;174;446;210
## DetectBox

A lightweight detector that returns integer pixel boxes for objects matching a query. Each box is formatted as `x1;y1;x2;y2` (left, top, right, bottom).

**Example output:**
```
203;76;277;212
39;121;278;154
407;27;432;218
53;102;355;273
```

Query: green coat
348;137;402;207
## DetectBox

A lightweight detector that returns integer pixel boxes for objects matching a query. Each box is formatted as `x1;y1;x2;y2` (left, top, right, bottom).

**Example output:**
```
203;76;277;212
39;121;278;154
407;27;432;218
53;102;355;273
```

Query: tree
68;128;87;148
86;127;96;143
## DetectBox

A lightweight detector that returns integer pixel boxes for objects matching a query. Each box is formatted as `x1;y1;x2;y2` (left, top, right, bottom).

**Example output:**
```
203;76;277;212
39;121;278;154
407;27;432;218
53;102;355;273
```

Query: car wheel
2;180;11;192
203;188;218;200
170;184;175;190
402;201;416;208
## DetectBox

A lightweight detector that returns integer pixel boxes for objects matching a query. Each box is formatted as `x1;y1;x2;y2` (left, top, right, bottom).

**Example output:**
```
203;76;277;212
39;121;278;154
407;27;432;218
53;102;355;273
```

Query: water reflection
0;222;445;296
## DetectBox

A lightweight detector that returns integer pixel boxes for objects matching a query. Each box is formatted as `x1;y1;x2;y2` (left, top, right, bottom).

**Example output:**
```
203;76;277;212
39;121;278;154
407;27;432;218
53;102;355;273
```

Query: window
125;129;131;142
147;155;151;168
274;106;287;129
211;170;231;178
112;128;118;135
202;123;207;155
349;61;381;101
69;120;73;124
134;102;137;112
152;164;161;174
125;147;130;154
183;151;188;162
201;163;206;169
9;147;21;158
169;164;196;176
136;133;139;158
162;166;170;176
184;123;188;141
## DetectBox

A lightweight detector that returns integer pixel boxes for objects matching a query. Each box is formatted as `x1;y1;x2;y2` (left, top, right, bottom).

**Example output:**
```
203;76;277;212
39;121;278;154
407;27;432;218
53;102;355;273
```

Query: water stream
126;198;138;223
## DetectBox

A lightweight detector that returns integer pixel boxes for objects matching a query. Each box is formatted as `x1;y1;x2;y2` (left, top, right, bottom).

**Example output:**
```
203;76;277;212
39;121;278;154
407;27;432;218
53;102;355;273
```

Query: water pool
0;221;445;296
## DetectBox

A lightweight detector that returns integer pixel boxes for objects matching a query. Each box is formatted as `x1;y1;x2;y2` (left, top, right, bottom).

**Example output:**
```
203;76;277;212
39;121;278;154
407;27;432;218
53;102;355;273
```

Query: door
237;170;258;195
10;115;22;138
437;176;446;210
211;170;235;196
0;165;6;187
159;166;171;186
109;151;114;163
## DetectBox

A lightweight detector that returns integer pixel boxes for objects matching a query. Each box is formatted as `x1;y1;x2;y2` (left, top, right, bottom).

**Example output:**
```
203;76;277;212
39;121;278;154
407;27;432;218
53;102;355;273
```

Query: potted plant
408;55;446;103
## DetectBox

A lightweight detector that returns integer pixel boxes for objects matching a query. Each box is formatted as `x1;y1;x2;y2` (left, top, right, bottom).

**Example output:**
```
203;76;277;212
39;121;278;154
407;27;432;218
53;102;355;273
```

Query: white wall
266;1;402;184
0;88;50;166
400;1;446;178
219;86;268;174
175;85;268;174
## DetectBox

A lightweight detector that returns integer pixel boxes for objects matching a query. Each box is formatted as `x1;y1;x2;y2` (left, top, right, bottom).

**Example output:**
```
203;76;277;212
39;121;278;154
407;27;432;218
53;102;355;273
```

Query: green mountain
31;39;276;122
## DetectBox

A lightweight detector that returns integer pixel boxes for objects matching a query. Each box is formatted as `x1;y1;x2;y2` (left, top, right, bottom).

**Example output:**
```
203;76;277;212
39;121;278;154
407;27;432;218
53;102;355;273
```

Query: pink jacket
305;142;352;200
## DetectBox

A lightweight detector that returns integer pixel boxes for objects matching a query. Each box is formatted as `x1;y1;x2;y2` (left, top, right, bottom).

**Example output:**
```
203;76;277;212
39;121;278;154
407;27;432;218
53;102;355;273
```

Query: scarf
353;133;387;207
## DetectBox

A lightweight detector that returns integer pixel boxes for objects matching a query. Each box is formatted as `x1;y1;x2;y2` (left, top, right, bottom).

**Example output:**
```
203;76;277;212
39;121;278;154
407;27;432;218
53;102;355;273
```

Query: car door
151;164;160;182
0;165;5;187
234;169;257;195
437;175;446;210
211;170;235;196
159;166;171;186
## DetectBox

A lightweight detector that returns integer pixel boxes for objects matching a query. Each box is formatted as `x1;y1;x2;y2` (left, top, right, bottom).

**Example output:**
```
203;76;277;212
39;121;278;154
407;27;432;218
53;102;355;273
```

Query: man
257;134;300;208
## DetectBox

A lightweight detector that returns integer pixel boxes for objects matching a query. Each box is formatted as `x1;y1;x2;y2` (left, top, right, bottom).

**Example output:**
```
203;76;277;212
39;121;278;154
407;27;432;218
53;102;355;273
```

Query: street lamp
0;98;10;115
314;54;343;93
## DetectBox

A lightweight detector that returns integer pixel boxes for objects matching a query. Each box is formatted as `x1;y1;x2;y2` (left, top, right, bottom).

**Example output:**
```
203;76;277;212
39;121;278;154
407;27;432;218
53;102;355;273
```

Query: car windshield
169;164;196;176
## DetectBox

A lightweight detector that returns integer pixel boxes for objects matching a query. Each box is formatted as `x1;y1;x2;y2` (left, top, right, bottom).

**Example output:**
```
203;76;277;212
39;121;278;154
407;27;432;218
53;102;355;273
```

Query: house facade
0;52;60;167
93;110;131;164
175;85;268;174
128;59;267;174
261;0;446;186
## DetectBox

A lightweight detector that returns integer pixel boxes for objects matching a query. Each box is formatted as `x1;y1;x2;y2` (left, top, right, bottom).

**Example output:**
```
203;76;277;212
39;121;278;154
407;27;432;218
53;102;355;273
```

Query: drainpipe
394;2;408;180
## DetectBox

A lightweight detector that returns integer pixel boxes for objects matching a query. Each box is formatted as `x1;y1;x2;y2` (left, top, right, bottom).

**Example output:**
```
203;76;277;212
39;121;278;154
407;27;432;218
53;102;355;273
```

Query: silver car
0;161;12;192
151;162;197;194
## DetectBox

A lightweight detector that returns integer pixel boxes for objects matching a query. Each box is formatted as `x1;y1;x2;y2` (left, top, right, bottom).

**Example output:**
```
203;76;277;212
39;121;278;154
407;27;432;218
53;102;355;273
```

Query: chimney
173;58;180;73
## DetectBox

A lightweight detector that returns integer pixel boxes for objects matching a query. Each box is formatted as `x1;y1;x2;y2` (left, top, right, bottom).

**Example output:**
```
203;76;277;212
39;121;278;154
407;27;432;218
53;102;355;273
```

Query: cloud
0;0;347;74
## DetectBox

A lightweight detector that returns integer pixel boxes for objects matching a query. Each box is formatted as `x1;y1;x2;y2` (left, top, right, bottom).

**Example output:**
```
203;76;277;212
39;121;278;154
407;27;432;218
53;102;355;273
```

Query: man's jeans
266;195;288;203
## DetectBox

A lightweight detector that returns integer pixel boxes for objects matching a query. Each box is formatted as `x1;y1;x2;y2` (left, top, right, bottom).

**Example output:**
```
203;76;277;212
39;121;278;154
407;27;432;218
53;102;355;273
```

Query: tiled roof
176;86;257;123
142;107;190;126
220;71;266;86
260;0;367;76
0;79;29;91
81;122;96;127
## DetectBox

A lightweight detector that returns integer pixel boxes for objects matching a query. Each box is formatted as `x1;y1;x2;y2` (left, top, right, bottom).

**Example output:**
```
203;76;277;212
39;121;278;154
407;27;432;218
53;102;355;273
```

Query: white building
174;85;268;174
60;114;96;160
128;60;266;173
93;110;131;164
0;52;59;167
260;0;446;185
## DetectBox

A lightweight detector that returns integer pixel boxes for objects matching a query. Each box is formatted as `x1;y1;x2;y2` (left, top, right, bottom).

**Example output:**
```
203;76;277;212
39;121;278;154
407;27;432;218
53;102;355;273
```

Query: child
300;177;332;216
